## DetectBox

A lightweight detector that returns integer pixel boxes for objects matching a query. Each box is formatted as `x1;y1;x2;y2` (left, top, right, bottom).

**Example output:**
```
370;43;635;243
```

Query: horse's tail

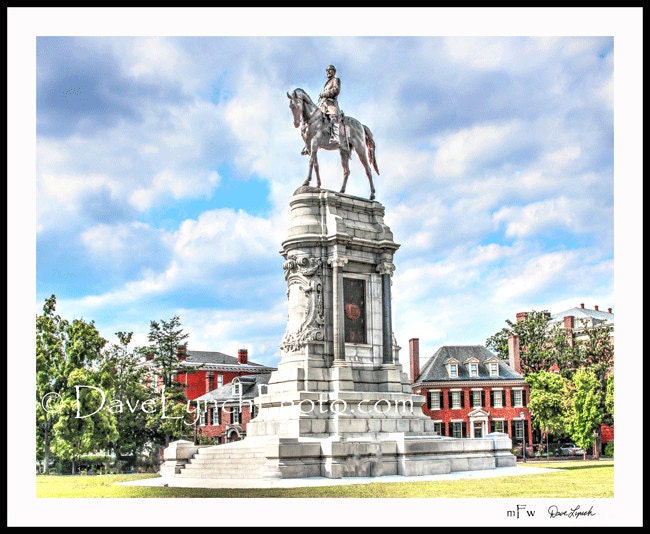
363;124;380;175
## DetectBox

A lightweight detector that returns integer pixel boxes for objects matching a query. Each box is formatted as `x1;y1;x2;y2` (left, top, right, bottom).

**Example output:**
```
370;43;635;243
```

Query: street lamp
520;410;526;462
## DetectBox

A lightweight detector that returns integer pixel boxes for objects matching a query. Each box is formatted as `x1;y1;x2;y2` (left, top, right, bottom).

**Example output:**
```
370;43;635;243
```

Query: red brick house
142;348;276;400
193;373;272;444
410;338;533;455
172;348;275;401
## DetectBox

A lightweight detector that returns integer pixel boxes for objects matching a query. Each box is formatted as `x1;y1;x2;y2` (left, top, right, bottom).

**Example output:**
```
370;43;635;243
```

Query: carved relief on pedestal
279;255;325;353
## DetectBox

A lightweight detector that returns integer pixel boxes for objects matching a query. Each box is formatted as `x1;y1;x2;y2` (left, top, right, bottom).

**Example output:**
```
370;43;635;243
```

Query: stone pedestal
164;187;516;480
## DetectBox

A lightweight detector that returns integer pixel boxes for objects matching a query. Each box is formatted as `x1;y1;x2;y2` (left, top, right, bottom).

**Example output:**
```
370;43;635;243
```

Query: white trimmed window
217;374;224;388
492;389;503;408
515;419;525;439
469;363;478;377
492;420;505;433
472;390;482;408
451;391;462;409
489;362;499;377
512;389;523;407
449;363;458;377
429;391;441;410
231;407;241;424
451;421;463;438
433;421;444;436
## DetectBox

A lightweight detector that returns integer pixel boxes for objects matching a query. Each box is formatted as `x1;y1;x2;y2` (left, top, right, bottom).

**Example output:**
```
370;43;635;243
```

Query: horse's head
287;90;303;128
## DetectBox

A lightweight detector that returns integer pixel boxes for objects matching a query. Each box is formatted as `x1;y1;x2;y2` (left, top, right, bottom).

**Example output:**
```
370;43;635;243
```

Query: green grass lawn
36;460;613;498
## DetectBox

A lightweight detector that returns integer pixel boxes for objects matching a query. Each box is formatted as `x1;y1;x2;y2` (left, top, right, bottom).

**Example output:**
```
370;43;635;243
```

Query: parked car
557;443;585;456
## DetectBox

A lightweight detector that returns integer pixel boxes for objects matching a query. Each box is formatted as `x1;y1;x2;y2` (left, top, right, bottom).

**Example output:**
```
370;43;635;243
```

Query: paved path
119;465;558;489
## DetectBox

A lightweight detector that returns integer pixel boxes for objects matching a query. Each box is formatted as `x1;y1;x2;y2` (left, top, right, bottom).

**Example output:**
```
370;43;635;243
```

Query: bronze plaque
343;277;366;343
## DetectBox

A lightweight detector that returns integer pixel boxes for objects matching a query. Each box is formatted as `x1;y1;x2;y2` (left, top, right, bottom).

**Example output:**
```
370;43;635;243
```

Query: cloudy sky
8;7;643;526
30;27;621;370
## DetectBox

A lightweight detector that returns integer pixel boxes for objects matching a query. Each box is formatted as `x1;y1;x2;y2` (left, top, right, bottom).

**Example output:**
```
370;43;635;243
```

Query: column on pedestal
328;254;348;366
377;260;395;365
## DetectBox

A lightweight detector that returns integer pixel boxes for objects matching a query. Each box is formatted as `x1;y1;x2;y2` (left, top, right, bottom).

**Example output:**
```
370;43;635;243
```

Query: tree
50;367;118;474
486;310;574;373
525;371;570;451
100;332;152;466
565;367;603;460
573;320;614;424
605;372;614;419
36;297;119;474
36;295;68;473
136;316;192;447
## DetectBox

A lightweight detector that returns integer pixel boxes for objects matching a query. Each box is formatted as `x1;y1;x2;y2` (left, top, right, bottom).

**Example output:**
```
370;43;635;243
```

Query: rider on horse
301;65;344;155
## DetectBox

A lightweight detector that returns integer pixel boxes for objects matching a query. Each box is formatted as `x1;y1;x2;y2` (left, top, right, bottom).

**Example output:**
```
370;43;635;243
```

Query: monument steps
178;444;268;479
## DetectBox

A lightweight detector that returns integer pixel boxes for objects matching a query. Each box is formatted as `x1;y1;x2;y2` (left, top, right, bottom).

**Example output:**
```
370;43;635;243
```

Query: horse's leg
339;150;350;194
309;150;321;189
355;143;376;200
302;164;312;187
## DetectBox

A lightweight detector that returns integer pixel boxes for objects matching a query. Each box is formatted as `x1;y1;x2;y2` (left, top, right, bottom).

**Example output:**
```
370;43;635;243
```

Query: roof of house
181;350;276;372
413;345;523;386
550;306;614;327
193;373;272;403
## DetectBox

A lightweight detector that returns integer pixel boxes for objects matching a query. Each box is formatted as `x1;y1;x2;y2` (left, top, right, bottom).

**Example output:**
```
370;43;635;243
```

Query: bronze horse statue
287;88;379;200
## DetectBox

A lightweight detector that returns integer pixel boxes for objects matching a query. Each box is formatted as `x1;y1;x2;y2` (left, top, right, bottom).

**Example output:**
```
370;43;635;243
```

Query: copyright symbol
41;392;63;414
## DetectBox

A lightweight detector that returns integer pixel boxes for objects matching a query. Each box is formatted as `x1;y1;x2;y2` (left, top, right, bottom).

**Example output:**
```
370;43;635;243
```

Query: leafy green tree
36;295;121;473
564;367;603;459
573;320;614;424
486;310;574;373
605;372;614;419
136;316;192;446
525;371;570;450
50;367;118;474
36;295;68;473
100;332;153;466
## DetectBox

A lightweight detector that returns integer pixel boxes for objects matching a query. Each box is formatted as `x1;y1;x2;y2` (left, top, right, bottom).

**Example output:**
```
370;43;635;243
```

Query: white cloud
129;169;220;211
432;122;519;178
493;250;578;302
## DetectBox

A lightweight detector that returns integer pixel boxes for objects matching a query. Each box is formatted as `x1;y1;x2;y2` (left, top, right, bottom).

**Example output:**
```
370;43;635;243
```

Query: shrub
604;440;614;457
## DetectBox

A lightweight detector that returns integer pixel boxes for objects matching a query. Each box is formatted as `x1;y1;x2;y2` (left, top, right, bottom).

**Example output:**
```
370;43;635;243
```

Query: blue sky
8;7;643;526
31;30;620;370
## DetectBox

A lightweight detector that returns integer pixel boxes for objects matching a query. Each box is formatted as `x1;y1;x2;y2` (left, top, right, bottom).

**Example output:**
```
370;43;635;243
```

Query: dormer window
233;381;242;396
469;363;478;377
445;358;460;378
484;357;500;378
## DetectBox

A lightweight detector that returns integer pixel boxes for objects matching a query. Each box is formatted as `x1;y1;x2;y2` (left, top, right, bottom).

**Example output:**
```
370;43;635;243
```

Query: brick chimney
608;308;612;313
563;315;575;329
508;334;522;374
594;305;599;311
237;348;248;365
580;303;585;309
516;312;528;323
409;338;420;383
177;346;187;361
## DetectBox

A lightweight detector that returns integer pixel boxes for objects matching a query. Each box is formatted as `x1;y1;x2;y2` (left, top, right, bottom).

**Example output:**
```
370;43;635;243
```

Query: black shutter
504;421;508;434
481;391;486;407
490;390;494;407
460;392;465;408
462;422;467;438
448;392;452;408
522;389;527;406
439;391;444;409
